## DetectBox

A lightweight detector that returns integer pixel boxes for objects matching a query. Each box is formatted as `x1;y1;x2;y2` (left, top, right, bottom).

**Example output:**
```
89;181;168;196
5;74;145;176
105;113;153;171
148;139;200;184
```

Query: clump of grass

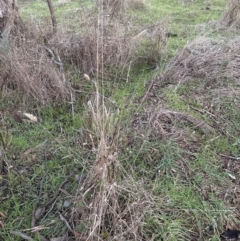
49;0;167;78
132;19;168;69
70;76;155;240
72;90;157;240
50;19;132;77
221;0;240;27
162;36;240;90
0;27;68;104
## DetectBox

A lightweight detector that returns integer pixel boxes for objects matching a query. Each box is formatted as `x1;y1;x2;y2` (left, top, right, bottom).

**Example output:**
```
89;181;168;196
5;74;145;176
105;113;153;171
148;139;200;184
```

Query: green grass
2;0;240;240
1;116;80;240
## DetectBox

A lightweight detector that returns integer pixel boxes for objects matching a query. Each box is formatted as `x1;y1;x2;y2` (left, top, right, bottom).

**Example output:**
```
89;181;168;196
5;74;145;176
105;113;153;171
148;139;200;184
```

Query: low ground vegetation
1;0;240;241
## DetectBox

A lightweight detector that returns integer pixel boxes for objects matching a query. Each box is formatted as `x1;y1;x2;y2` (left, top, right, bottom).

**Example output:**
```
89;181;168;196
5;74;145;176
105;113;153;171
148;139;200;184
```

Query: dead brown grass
221;0;240;27
162;36;240;90
70;95;156;241
0;29;68;103
49;2;167;78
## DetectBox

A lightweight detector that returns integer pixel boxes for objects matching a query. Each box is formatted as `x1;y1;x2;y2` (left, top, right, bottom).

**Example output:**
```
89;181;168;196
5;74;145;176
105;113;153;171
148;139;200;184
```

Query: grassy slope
3;0;240;240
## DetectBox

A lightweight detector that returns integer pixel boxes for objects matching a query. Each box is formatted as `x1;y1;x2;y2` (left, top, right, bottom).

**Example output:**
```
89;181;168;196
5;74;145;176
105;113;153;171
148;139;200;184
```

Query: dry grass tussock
71;94;156;240
73;159;155;240
49;0;167;77
221;0;240;27
0;29;68;103
162;36;240;90
49;19;132;77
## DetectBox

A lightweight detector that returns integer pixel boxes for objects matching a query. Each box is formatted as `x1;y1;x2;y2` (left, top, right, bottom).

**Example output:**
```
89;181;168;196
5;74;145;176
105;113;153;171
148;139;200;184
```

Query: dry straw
49;19;131;77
